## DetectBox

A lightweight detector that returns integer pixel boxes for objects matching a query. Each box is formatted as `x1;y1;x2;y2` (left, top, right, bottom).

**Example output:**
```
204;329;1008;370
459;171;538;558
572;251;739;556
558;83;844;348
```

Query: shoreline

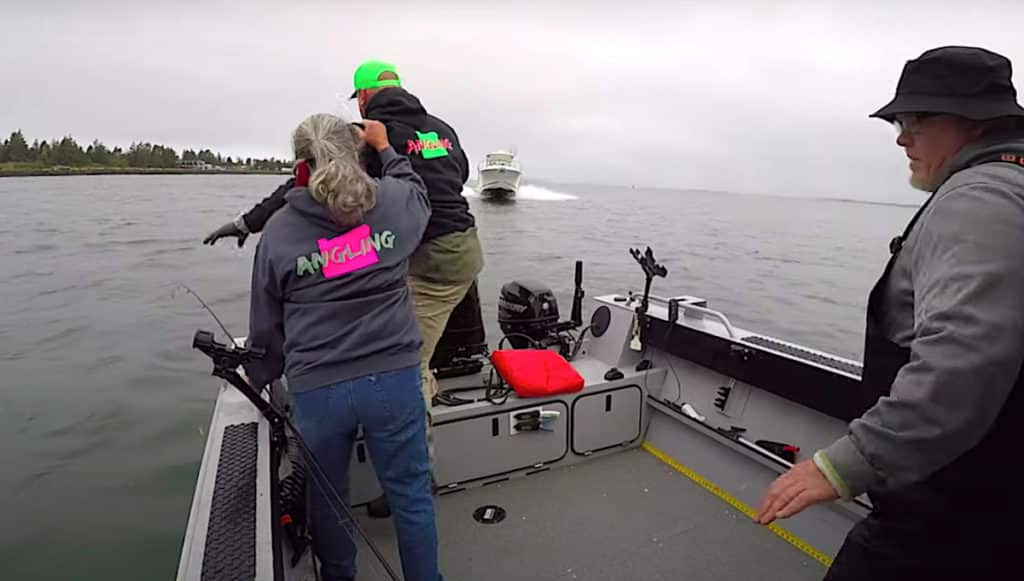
0;167;289;178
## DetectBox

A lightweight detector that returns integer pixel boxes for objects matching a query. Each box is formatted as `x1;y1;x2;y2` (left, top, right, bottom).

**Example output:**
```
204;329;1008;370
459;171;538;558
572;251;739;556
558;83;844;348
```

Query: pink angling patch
317;224;379;278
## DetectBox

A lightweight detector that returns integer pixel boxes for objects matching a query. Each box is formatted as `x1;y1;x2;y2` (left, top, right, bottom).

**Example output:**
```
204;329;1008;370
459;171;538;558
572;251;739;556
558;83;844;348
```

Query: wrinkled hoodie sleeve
817;180;1024;498
241;178;295;234
243;238;285;388
377;146;431;242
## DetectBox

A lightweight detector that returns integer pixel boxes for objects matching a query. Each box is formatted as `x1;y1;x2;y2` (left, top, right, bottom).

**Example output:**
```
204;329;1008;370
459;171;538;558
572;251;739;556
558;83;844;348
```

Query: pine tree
6;130;29;162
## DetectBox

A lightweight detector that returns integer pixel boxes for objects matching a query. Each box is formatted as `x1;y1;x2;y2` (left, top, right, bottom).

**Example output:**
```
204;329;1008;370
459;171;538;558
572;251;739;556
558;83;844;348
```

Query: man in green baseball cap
344;59;483;408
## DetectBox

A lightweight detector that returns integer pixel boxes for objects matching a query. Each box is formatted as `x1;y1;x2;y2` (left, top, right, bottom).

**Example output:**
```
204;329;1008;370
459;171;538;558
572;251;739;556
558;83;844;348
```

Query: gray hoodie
244;147;430;392
817;130;1024;498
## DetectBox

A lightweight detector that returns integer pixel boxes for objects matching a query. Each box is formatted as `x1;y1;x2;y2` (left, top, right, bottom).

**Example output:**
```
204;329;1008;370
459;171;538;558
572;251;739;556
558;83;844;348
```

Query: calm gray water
0;175;915;579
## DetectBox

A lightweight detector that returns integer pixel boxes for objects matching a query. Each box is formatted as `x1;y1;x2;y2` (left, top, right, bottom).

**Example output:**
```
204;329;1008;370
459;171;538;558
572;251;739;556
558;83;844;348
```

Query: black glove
203;220;249;247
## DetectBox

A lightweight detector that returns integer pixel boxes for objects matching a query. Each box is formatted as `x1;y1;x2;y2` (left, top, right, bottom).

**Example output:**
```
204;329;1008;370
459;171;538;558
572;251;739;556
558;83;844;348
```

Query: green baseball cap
349;60;401;98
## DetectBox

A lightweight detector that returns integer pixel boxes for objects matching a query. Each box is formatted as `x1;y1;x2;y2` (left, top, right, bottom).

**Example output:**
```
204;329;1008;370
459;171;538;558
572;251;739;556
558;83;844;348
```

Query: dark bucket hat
871;46;1024;121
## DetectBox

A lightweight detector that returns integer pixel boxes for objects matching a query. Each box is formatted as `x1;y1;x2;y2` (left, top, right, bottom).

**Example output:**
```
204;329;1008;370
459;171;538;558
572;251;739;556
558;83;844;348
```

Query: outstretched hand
755;459;838;525
203;221;248;248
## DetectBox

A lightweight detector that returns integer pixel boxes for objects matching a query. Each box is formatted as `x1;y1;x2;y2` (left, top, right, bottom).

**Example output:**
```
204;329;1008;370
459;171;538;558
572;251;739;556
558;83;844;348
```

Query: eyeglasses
892;112;940;134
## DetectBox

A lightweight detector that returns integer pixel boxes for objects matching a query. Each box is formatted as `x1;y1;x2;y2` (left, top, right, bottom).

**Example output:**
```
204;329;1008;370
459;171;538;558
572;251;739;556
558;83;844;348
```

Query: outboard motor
497;261;585;355
498;280;561;348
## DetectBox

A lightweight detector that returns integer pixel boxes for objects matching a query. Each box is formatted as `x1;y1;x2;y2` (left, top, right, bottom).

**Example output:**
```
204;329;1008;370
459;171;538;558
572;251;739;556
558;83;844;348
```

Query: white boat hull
478;167;521;199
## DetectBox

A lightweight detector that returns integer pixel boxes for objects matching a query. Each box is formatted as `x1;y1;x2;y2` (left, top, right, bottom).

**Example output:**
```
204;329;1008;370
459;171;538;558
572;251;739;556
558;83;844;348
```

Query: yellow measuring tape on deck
641;441;834;568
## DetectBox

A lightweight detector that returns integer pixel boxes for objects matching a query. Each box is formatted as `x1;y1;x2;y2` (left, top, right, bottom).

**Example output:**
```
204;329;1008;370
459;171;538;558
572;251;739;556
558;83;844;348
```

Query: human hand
754;459;839;525
358;119;390;152
203;220;248;248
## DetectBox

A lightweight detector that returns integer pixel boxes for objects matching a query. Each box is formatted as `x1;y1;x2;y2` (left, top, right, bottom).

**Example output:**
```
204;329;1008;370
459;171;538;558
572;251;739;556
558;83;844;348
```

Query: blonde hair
292;114;377;226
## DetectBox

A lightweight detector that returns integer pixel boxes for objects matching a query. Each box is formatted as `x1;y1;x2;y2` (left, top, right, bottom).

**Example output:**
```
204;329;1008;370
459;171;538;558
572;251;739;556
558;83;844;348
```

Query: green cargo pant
407;227;484;457
408;227;484;401
408;275;477;402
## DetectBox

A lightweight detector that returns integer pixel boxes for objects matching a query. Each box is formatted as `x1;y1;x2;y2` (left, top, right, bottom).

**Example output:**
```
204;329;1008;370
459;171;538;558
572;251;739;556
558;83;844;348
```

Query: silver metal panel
432;401;569;487
572;385;644;454
427;355;664;488
585;295;642;368
429;359;662;424
648;351;852;463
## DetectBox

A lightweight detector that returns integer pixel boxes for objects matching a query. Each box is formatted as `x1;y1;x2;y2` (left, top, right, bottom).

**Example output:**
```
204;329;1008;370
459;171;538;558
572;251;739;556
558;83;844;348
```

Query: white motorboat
477;150;521;200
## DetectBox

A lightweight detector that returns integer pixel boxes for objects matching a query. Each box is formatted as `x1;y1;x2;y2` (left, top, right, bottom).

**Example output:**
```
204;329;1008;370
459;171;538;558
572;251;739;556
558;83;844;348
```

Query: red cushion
491;349;585;397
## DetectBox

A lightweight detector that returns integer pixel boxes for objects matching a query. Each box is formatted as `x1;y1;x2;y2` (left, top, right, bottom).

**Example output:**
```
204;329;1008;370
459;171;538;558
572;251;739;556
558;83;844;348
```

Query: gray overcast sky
2;0;1021;202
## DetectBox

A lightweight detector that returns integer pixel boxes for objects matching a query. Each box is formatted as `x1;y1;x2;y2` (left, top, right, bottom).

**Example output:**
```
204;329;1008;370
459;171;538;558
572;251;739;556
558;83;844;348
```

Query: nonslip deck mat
201;422;258;581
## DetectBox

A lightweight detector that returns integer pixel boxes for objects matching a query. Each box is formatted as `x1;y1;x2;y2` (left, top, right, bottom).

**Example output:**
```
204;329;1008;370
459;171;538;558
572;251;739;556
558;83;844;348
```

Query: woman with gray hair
244;114;442;581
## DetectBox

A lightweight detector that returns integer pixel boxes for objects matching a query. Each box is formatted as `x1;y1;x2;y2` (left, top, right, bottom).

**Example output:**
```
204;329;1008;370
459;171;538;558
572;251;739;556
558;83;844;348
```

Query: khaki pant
407;275;476;404
407;228;484;406
407;227;484;462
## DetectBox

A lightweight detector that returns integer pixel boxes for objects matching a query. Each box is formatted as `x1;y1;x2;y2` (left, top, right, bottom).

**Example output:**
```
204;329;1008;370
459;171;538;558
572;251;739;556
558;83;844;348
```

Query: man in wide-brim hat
756;46;1024;578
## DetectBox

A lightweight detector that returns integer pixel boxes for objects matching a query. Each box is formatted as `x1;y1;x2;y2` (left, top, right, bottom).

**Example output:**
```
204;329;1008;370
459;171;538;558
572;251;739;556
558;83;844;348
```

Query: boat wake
462;184;578;201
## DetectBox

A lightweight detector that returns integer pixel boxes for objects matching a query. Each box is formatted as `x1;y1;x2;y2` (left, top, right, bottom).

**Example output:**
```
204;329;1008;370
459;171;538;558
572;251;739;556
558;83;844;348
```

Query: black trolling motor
192;330;402;581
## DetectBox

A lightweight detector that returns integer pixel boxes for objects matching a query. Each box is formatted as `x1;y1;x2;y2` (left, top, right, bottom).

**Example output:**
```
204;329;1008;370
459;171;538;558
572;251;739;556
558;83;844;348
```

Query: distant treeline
0;130;290;171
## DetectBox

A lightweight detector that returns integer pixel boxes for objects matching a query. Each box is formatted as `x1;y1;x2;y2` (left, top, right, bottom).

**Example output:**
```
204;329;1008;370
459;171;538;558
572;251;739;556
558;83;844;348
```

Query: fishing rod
182;287;401;580
178;283;239;347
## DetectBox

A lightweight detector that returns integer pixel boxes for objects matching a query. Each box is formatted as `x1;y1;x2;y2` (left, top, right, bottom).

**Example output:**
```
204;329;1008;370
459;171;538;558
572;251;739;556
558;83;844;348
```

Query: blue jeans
292;364;442;581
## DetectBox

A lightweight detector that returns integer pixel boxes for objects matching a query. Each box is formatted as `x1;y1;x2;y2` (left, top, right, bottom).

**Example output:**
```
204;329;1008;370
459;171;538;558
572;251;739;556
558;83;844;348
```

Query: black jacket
242;88;474;242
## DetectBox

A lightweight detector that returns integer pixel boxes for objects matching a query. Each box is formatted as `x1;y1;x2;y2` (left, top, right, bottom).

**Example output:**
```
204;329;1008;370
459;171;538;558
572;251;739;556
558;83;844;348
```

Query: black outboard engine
497;261;585;355
498;280;561;348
